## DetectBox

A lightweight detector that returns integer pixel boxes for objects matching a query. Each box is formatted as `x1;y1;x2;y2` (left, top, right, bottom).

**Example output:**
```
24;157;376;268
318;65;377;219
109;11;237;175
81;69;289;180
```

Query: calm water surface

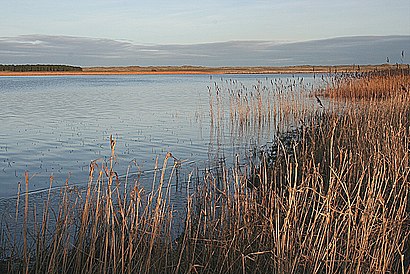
0;74;318;202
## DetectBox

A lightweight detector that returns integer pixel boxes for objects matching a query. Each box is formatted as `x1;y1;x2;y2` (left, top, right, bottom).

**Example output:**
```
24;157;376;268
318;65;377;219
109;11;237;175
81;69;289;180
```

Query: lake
0;74;319;203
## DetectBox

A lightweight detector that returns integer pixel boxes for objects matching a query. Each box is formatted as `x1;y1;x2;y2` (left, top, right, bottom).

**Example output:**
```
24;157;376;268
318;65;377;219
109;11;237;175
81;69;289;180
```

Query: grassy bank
1;70;409;273
0;64;408;76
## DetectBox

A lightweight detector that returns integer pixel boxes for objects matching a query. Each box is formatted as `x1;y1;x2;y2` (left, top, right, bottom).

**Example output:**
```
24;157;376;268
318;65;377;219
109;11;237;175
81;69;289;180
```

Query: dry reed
1;70;409;273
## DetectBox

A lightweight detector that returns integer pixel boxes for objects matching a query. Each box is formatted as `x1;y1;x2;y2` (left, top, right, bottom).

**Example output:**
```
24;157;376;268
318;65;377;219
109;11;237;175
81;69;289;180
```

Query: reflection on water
0;74;322;204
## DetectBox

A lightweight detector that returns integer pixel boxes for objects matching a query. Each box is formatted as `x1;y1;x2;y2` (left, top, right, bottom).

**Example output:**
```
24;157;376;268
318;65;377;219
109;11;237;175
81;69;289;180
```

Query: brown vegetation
1;69;409;273
0;64;408;76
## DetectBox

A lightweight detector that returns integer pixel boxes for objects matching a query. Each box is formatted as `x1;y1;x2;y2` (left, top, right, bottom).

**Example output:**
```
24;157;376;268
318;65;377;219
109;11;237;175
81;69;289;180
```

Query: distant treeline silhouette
0;64;82;72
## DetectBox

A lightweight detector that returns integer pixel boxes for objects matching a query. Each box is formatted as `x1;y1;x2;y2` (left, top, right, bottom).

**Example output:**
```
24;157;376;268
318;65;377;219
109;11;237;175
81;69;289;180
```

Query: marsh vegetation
1;68;409;273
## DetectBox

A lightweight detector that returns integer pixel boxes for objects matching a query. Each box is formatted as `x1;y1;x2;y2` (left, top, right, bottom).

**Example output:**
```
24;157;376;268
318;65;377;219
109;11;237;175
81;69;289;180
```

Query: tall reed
1;71;408;273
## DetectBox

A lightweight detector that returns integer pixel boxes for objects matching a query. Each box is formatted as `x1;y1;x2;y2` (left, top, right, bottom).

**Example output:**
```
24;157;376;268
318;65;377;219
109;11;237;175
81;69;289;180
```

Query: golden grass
1;70;409;273
320;69;410;100
0;64;408;76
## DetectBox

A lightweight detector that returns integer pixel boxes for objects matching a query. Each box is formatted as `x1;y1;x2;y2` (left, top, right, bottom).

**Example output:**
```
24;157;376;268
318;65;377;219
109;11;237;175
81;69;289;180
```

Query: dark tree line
0;64;82;72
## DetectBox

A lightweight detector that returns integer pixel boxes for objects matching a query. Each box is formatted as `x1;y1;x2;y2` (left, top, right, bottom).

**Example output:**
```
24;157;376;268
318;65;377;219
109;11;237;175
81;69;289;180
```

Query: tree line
0;64;82;72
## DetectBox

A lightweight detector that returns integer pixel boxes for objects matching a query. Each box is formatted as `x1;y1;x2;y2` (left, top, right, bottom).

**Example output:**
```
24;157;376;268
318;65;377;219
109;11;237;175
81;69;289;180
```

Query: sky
1;0;409;66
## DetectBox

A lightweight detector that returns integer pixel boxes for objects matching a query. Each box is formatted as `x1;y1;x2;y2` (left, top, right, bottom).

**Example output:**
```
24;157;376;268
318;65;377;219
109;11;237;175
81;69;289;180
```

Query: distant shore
0;64;407;76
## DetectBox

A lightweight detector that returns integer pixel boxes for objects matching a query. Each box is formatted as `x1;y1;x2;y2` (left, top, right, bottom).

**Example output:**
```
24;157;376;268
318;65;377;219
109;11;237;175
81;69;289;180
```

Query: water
0;74;319;202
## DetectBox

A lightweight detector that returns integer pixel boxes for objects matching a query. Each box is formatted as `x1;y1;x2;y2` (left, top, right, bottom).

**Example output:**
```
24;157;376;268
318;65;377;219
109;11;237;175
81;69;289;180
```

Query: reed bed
208;77;316;147
1;71;409;273
320;69;410;100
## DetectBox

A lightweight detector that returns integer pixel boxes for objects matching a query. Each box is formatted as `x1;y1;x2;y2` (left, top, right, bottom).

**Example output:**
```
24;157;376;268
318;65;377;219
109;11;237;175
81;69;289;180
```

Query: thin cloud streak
0;35;409;67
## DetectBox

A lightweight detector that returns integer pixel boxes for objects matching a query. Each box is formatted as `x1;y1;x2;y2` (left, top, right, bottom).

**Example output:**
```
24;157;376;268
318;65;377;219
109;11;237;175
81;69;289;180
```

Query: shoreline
0;64;406;76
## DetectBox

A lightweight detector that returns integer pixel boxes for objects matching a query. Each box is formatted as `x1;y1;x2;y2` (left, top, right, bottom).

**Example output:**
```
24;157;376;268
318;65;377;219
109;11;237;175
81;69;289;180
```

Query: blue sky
0;0;409;66
2;0;409;44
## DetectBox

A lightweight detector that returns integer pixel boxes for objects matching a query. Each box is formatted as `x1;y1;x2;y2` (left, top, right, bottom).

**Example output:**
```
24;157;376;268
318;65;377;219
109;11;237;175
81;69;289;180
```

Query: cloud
0;35;409;66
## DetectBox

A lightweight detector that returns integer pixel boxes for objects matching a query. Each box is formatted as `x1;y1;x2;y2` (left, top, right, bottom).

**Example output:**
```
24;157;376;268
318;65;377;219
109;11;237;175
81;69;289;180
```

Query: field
1;68;409;273
0;64;408;76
